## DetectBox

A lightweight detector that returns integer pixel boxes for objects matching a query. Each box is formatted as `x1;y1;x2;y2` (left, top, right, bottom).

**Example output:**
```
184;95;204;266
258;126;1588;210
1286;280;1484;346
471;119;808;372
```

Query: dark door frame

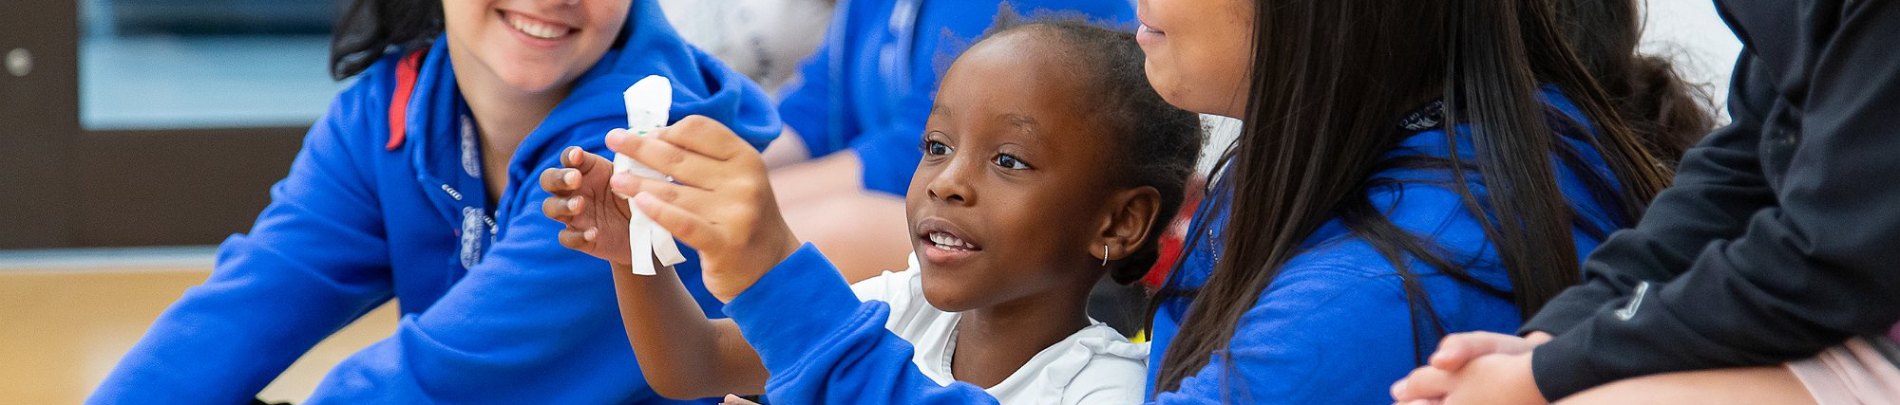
1;0;307;249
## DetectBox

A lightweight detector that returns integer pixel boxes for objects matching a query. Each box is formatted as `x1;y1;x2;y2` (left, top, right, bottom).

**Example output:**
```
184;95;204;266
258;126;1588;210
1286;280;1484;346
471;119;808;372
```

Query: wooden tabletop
0;266;396;404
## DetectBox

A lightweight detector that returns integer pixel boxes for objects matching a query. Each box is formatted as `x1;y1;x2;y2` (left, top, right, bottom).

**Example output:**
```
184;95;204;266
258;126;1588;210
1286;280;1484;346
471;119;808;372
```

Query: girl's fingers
556;228;592;249
632;192;716;249
542;197;572;221
611;175;716;208
560;146;583;168
560;146;614;175
656;115;753;162
566;195;588;215
540;168;581;193
608;132;730;188
609;169;713;201
541;195;589;220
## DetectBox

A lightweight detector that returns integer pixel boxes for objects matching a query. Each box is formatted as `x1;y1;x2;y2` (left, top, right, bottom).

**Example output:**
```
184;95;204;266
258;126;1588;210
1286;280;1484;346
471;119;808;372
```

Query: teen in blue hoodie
85;0;777;404
614;1;1678;405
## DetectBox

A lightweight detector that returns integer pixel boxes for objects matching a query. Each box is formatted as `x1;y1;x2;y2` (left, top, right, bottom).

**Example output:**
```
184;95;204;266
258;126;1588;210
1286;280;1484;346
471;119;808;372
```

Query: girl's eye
924;140;952;156
992;154;1031;170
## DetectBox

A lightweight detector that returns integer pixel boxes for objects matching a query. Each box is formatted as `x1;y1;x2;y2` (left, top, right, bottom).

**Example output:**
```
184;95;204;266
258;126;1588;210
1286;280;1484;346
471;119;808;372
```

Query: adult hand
1432;331;1552;371
1392;331;1551;402
1392;351;1547;405
607;116;803;302
541;146;637;265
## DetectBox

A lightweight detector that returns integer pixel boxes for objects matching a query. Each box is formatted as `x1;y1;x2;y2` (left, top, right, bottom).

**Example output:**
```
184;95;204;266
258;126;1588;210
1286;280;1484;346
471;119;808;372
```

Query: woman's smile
441;0;627;96
499;10;579;47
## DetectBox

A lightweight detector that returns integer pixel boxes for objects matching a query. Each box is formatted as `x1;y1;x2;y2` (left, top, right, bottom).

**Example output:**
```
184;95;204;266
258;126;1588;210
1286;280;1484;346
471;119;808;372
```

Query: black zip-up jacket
1521;0;1900;400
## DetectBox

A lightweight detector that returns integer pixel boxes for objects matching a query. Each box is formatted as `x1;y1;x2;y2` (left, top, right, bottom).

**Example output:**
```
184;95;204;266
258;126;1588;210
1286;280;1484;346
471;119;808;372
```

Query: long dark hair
328;0;444;80
1151;0;1671;394
1557;0;1716;164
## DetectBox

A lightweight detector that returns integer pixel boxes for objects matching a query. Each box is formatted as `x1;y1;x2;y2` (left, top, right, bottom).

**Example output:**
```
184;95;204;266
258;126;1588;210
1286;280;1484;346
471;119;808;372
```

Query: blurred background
0;0;1740;403
3;1;379;402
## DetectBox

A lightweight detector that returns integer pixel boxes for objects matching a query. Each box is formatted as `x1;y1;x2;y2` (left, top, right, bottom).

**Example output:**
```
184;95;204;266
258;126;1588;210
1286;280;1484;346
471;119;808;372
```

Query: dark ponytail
329;0;444;80
1555;0;1716;164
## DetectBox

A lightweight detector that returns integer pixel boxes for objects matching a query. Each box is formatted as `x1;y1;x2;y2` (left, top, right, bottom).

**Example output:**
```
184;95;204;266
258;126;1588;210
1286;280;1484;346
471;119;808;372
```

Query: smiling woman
84;0;783;404
439;0;632;201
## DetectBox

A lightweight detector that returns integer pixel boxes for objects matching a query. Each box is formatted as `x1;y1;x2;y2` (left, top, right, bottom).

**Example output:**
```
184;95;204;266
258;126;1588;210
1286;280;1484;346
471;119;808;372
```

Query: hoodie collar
393;0;781;255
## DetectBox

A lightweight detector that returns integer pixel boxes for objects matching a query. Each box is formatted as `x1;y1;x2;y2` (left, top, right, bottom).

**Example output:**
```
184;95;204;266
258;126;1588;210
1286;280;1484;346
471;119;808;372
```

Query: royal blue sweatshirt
776;0;1134;195
720;90;1625;404
85;2;780;403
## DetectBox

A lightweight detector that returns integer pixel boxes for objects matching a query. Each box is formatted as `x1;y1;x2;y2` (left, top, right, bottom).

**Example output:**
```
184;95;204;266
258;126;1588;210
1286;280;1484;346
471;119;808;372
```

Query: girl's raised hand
607;116;801;302
541;146;638;265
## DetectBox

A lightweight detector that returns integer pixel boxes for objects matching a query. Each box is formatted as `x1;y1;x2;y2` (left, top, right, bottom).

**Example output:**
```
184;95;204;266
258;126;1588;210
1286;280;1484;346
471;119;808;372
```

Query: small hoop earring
1101;243;1110;267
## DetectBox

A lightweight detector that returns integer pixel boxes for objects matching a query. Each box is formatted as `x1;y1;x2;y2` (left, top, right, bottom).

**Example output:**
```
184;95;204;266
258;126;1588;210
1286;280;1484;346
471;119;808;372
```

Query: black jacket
1522;0;1900;400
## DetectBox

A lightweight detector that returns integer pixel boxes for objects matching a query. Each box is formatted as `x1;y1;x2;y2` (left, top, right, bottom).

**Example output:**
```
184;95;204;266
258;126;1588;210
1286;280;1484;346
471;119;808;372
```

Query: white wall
1640;0;1744;118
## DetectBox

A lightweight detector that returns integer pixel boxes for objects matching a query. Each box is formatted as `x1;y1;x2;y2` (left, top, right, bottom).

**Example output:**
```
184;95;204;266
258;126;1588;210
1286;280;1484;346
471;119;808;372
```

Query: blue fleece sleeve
303;156;703;404
724;244;1006;405
86;84;397;405
726;248;1492;405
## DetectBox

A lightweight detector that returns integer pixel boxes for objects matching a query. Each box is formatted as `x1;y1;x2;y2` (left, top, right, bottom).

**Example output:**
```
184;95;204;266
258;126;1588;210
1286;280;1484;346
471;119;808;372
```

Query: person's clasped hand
1389;331;1555;405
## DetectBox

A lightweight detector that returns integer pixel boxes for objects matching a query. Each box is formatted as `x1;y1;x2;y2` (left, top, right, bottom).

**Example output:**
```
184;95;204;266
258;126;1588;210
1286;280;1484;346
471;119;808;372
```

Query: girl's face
441;0;630;96
906;33;1124;312
1136;0;1255;118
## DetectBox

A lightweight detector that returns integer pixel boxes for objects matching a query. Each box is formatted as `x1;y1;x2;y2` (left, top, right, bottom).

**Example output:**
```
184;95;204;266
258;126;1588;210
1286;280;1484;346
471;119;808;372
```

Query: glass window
79;0;350;130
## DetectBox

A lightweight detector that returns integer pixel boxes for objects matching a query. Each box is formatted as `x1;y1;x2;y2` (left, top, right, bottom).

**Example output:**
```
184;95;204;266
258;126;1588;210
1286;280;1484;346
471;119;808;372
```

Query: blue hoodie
719;90;1625;404
776;0;1134;195
86;2;779;404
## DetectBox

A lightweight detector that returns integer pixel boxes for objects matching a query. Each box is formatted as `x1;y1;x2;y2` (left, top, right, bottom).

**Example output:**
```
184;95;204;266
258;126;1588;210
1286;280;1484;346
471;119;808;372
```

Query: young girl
584;0;1685;403
86;1;778;404
540;20;1203;404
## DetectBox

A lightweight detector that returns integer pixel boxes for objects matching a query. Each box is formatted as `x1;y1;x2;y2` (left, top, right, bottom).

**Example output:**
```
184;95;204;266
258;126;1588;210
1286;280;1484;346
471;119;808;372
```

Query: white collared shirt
848;256;1150;405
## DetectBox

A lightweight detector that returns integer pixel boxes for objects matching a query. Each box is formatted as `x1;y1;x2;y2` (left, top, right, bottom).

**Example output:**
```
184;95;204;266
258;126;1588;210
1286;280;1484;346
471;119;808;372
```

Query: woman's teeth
928;232;977;251
507;13;572;40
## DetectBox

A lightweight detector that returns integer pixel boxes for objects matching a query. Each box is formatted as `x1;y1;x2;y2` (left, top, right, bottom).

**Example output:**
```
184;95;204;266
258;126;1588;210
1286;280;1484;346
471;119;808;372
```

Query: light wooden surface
0;266;397;404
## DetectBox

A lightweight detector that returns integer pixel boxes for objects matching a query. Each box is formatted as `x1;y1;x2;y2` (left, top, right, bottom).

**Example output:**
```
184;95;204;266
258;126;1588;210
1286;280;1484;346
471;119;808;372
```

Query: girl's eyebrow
1003;113;1041;137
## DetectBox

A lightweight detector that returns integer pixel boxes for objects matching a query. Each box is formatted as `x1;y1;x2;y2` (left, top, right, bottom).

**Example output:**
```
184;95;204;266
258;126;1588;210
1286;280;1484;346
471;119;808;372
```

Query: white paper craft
614;75;687;276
